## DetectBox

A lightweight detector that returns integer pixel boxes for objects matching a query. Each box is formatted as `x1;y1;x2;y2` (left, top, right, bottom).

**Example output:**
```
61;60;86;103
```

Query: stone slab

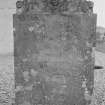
14;13;96;105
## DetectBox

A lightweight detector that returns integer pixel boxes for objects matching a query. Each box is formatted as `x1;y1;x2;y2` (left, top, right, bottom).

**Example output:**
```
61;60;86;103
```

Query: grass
0;55;14;105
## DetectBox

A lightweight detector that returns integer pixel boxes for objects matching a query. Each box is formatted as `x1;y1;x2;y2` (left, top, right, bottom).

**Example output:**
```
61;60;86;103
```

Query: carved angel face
49;0;61;6
41;0;68;13
49;0;65;6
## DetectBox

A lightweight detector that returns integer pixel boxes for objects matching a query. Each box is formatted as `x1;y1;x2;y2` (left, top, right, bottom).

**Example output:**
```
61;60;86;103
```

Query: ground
0;54;14;105
93;41;105;105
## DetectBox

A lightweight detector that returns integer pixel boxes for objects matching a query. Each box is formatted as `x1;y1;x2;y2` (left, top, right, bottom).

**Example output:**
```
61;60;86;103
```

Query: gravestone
13;0;97;105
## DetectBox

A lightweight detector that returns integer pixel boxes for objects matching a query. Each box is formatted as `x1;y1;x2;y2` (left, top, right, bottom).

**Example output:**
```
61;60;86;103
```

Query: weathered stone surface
14;0;96;104
14;12;96;105
16;0;94;14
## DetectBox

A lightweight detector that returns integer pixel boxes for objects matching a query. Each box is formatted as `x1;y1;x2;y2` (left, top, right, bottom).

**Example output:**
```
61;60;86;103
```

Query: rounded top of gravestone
16;0;94;15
